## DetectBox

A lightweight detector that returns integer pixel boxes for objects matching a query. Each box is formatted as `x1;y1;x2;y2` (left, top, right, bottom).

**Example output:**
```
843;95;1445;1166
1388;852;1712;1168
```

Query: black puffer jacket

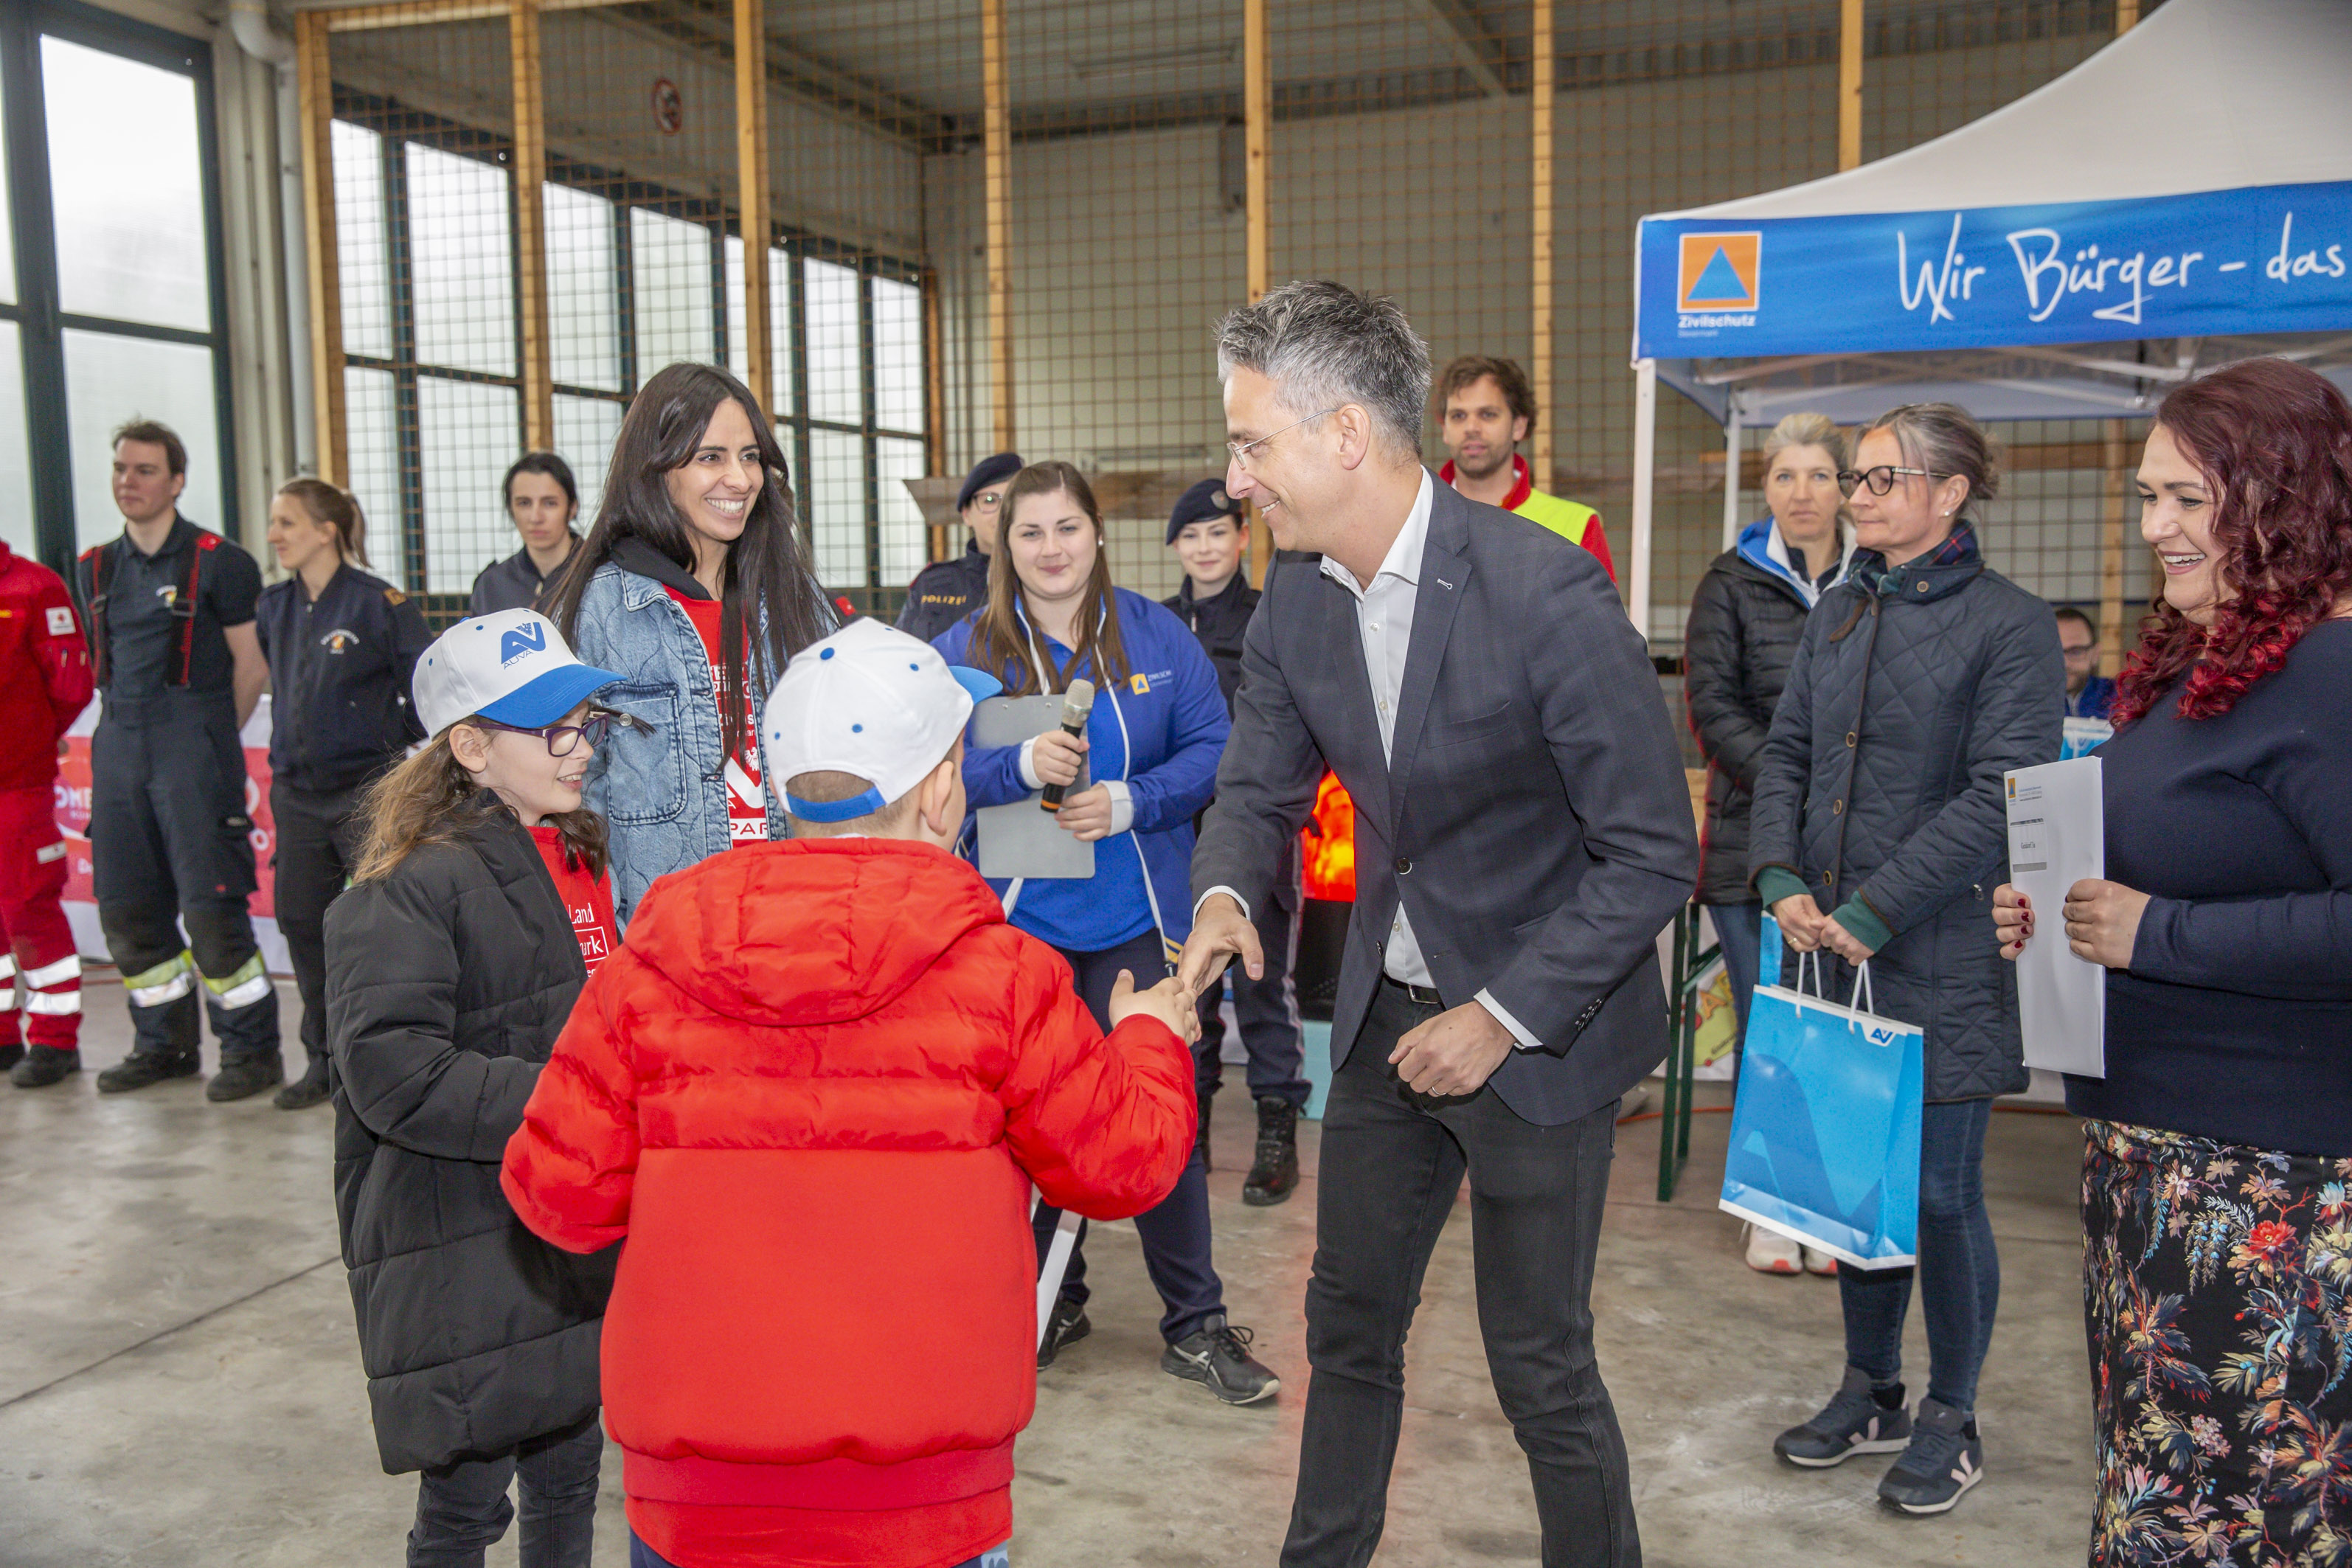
1684;523;1828;906
325;800;614;1474
1747;526;2063;1102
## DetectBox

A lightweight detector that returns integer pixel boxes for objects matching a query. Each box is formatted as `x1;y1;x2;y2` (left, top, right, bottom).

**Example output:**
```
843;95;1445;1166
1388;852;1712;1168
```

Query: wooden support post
2098;417;2131;670
510;0;552;451
1529;0;1554;488
294;10;346;485
734;0;772;417
1838;0;1864;172
1244;0;1272;585
922;268;948;562
982;0;1013;453
2116;0;2140;30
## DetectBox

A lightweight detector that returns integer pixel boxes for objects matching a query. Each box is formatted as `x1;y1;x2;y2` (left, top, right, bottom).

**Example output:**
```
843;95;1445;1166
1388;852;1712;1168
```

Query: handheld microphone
1038;678;1096;812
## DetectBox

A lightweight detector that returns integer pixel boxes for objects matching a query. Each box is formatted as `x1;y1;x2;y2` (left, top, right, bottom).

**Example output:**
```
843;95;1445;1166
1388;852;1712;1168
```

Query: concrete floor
1;979;2094;1567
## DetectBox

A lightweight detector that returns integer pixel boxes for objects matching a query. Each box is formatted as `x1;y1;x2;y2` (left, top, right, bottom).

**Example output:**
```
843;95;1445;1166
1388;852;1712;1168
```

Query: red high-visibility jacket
502;836;1194;1568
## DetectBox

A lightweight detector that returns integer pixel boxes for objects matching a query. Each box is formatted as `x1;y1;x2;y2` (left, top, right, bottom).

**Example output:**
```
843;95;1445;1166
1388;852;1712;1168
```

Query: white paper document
2005;757;2106;1078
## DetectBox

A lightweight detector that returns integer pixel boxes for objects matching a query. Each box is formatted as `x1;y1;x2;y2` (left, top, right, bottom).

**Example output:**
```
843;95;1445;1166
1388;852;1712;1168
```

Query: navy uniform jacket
256;563;432;792
468;535;580;617
1163;574;1259;713
894;539;991;645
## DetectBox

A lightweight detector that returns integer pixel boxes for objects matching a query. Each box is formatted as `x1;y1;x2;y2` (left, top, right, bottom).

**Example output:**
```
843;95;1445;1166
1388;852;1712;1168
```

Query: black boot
1195;1089;1213;1171
273;1053;331;1110
0;1044;21;1072
97;1050;201;1093
1243;1096;1300;1206
11;1046;80;1088
207;1050;285;1103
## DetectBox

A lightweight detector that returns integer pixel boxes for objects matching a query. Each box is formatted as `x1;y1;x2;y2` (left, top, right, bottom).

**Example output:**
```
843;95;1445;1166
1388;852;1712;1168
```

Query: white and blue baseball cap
412;609;625;737
763;618;1002;822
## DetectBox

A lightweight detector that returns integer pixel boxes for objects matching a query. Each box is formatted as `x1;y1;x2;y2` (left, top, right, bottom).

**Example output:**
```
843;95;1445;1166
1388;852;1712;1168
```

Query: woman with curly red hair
1994;356;2352;1567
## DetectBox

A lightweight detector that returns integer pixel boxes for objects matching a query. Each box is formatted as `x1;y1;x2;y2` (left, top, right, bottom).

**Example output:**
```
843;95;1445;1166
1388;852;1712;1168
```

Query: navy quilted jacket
1746;525;2064;1101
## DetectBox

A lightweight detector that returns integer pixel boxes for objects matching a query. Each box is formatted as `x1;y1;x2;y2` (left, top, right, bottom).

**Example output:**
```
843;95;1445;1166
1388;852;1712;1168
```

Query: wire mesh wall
301;0;2155;653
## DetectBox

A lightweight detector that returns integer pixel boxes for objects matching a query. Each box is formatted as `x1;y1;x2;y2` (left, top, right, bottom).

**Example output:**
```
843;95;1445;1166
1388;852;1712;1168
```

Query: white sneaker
1744;1224;1802;1274
1802;1246;1838;1276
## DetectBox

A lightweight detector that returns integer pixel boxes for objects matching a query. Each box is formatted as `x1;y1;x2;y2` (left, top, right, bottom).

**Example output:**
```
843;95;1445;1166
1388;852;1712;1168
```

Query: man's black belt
1380;974;1444;1007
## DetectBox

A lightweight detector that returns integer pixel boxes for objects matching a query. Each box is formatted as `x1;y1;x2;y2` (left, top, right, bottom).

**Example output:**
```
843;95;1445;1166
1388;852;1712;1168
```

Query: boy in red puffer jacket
502;617;1199;1568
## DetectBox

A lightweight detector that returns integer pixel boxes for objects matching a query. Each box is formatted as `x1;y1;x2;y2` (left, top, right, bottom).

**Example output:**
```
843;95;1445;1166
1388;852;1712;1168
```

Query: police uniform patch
384;587;408;606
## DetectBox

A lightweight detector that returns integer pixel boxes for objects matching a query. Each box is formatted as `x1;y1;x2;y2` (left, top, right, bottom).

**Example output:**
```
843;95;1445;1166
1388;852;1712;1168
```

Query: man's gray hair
1216;280;1431;457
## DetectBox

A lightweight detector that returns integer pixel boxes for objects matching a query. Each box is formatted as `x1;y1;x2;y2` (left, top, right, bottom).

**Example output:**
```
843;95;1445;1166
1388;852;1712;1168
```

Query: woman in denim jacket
546;363;831;926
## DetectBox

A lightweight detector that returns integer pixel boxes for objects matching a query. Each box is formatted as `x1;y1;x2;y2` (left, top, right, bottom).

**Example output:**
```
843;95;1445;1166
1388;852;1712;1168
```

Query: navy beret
957;452;1024;513
1165;478;1243;544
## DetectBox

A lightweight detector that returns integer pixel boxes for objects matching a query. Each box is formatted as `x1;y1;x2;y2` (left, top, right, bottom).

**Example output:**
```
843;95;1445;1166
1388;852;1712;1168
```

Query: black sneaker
11;1046;80;1088
274;1058;332;1110
0;1044;21;1072
1877;1396;1983;1514
97;1051;201;1094
1243;1097;1300;1206
1162;1314;1279;1405
1195;1089;1213;1172
206;1050;285;1103
1036;1297;1090;1370
1773;1367;1912;1468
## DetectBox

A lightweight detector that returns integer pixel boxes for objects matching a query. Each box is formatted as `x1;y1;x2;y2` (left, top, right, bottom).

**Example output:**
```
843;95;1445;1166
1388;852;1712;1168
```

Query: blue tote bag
1718;919;1924;1270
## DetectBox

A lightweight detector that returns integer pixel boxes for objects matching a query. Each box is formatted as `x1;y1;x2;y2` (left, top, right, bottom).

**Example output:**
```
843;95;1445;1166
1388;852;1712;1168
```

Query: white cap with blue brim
412;608;625;738
763;618;1003;822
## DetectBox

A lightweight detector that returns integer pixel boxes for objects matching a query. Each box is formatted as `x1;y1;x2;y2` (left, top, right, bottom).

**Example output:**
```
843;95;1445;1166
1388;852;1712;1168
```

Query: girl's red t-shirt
529;825;617;972
665;587;767;844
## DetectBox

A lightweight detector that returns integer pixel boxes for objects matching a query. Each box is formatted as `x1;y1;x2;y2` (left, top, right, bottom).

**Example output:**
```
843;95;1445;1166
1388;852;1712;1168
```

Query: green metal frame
1657;903;1719;1201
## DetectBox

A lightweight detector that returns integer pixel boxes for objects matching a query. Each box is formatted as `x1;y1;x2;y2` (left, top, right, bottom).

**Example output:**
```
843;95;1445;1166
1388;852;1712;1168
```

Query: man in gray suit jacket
1179;281;1696;1568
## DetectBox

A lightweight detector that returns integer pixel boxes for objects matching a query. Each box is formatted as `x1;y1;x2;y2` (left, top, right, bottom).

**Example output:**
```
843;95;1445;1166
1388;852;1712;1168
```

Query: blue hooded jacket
934;587;1230;956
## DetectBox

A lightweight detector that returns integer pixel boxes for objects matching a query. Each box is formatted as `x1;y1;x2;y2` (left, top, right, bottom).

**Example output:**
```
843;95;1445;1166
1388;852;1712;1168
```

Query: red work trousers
0;785;80;1050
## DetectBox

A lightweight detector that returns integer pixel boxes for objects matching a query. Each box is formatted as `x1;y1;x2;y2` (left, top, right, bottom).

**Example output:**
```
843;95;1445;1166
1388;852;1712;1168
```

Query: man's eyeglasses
1228;408;1341;473
1837;465;1946;498
469;710;621;757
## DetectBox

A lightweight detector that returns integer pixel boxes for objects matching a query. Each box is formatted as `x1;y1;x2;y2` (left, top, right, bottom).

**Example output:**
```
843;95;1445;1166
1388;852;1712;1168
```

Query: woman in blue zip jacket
544;362;832;928
934;460;1277;1406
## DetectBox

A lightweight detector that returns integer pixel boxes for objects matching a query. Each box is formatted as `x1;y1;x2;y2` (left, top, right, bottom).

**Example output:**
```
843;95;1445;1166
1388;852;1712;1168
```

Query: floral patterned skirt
2084;1118;2352;1567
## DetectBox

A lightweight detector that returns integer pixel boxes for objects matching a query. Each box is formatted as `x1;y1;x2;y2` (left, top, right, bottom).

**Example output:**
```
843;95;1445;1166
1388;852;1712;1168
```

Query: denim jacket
572;547;801;928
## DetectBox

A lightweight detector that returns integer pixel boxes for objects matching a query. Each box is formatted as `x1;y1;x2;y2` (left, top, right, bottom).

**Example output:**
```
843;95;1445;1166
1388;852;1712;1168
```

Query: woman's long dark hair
544;362;825;757
2112;358;2352;726
963;461;1131;696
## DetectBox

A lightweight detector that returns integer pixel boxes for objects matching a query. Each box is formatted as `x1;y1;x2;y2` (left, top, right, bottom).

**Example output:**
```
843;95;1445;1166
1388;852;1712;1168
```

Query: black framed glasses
470;711;617;757
1836;465;1946;498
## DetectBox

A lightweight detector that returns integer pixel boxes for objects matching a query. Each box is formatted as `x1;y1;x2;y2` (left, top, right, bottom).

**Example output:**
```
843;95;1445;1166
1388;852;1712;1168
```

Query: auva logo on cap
500;622;547;666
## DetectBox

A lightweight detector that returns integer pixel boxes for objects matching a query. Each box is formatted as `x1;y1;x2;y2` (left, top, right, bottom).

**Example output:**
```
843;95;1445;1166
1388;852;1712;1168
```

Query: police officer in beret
1164;477;1307;1205
895;451;1021;644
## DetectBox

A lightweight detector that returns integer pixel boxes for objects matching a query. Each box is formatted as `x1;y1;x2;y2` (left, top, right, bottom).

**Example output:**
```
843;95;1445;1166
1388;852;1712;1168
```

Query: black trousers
409;1413;601;1568
270;780;366;1070
88;693;278;1061
1283;979;1639;1568
1030;927;1225;1345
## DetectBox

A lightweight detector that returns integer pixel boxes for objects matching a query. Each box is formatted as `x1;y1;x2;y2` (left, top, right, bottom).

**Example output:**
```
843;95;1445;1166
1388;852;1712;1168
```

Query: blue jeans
1838;1096;1999;1413
631;1536;1008;1567
1708;902;1763;1049
1033;929;1226;1344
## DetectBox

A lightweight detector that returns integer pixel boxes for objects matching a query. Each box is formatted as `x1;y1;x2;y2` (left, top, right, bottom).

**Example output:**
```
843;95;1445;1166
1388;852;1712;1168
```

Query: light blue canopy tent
1621;0;2352;636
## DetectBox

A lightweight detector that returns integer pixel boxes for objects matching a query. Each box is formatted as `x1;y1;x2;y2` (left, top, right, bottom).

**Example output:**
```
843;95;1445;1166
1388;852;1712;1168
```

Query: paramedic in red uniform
0;533;93;1087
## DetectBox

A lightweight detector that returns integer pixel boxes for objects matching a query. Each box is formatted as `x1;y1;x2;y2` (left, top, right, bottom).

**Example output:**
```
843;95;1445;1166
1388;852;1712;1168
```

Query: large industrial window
330;97;927;612
0;2;234;569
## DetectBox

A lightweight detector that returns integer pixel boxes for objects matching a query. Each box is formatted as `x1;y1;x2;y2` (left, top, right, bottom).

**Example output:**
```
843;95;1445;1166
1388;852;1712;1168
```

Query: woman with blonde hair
254;478;430;1109
1684;412;1851;1274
